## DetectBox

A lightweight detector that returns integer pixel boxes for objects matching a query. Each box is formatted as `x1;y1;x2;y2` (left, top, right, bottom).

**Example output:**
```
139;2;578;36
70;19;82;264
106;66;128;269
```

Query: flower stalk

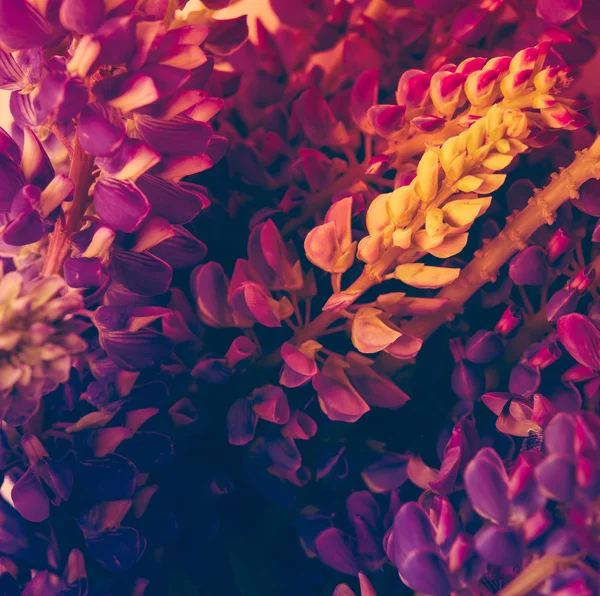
41;134;94;276
375;135;600;373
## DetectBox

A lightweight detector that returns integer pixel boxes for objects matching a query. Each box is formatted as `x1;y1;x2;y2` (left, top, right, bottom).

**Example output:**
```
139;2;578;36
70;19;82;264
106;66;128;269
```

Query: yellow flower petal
394;263;461;288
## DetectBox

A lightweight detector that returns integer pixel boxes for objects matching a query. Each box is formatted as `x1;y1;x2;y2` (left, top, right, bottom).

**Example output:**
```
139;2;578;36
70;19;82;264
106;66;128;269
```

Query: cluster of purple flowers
0;0;600;594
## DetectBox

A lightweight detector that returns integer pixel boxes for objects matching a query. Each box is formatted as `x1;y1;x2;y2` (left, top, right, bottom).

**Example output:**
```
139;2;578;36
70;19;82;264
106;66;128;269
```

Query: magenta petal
465;330;504;364
312;373;370;423
136;115;212;156
361;452;410;493
96;16;138;65
78;103;126;157
367;104;406;137
11;467;49;522
0;0;53;50
233;282;282;328
314;528;362;576
280;342;318;388
282;411;317;441
64;257;104;288
451;7;489;45
60;0;105;33
398;550;454;596
509;246;550;286
537;0;582;25
250;385;290;424
391;502;436;568
205;135;228;165
266;435;301;472
150;226;207;269
297;87;347;146
557;314;600;370
35;73;88;123
227;398;257;446
350;69;379;133
101;328;174;371
0;155;25;213
535;455;576;501
204;15;249;56
191;262;234;328
136;175;208;224
346;365;410;409
96;138;160;180
544;412;576;457
111;250;173;296
464;448;510;524
474;525;524;567
0;127;21;163
21;127;54;188
94;178;150;233
429;446;461;494
225;336;257;368
2;209;44;246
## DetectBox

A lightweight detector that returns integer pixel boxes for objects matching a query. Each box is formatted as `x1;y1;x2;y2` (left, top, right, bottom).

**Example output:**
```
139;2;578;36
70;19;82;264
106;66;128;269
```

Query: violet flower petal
464;448;510;524
78;103;126;156
111;250;172;296
0;0;53;50
11;467;49;522
535;455;576;502
314;528;362;576
474;525;524;567
227;398;257;446
136;115;213;156
76;455;138;501
399;550;454;596
94;177;150;233
85;527;146;572
136;175;208;224
509;246;550;286
557;313;600;370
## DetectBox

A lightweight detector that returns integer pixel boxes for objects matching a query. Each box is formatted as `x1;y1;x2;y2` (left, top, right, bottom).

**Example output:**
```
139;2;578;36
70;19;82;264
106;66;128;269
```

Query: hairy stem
42;135;94;276
375;135;600;374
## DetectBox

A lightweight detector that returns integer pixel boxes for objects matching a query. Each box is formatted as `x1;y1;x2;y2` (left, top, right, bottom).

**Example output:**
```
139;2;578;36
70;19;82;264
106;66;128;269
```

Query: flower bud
568;265;596;291
547;228;573;262
527;340;561;369
494;304;523;336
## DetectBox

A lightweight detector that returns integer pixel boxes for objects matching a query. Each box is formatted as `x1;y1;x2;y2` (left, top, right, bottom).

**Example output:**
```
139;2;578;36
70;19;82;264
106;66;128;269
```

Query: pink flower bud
430;71;466;116
455;56;486;75
500;69;533;99
483;56;511;78
542;103;588;130
410;114;446;132
509;46;540;74
567;265;595;291
395;69;431;109
528;341;561;369
522;510;552;543
464;68;499;107
547;228;573;262
448;533;474;573
351;69;379;134
367;104;406;138
532;393;555;426
495;304;523;336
